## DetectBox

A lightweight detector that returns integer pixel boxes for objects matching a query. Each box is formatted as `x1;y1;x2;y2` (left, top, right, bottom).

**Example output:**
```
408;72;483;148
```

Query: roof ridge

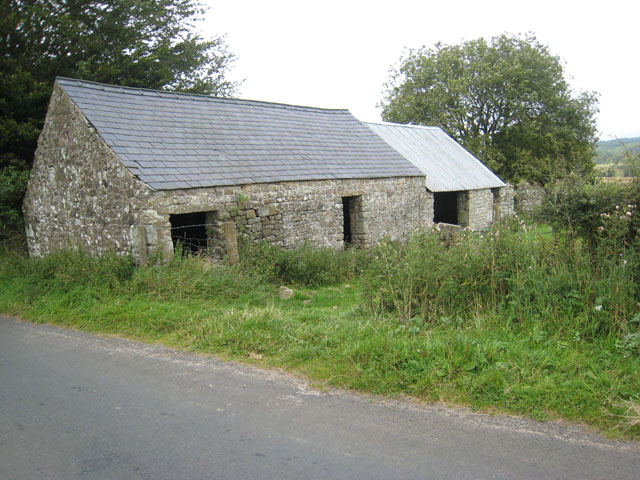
363;121;440;130
55;76;351;114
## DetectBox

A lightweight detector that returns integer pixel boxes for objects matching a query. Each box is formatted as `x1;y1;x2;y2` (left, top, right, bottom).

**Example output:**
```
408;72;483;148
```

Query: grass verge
1;231;638;439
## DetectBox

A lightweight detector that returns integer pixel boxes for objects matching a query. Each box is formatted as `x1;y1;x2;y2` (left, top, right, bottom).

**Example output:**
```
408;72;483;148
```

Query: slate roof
56;78;423;190
365;122;505;192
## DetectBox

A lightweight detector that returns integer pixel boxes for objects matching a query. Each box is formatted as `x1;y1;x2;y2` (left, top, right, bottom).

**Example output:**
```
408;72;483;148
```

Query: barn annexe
365;122;513;230
24;78;431;261
23;78;511;262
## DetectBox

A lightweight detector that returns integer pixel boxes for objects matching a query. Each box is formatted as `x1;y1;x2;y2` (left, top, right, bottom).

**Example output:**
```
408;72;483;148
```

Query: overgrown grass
239;240;370;286
1;225;638;439
362;219;639;336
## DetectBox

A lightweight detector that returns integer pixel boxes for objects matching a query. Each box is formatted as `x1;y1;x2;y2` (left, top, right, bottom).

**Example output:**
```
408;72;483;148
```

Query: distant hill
595;137;640;165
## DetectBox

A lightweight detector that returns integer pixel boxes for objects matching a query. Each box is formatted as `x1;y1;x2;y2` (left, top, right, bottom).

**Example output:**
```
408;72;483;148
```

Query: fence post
223;221;239;265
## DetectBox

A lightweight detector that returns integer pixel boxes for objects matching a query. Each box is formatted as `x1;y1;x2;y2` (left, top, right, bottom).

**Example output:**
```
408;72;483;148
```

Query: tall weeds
239;240;370;286
362;219;639;336
0;248;268;305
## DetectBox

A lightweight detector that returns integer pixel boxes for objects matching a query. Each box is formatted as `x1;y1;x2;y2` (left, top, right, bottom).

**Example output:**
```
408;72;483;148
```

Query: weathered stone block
257;205;280;217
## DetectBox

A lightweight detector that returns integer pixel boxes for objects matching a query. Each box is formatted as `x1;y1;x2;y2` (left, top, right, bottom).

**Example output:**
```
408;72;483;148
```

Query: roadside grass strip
1;222;638;439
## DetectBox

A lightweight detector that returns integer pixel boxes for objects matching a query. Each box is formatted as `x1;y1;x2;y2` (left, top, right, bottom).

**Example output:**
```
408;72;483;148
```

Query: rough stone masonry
23;84;433;262
24;78;516;263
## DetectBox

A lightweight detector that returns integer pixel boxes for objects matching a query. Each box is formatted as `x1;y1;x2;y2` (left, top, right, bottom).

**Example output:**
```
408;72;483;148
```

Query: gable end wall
23;84;151;257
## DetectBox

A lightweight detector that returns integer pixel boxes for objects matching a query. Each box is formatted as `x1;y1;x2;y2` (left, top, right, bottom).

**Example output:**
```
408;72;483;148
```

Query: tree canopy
0;0;238;234
381;34;599;185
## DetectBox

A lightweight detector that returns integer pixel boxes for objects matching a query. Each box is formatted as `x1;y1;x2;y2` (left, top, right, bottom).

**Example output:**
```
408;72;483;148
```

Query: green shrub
362;219;639;336
537;164;639;250
0;230;27;254
0;166;29;238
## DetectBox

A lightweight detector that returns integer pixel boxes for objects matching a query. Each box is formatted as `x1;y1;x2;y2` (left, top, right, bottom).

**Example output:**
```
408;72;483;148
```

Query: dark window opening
433;191;459;225
170;212;208;255
342;197;353;244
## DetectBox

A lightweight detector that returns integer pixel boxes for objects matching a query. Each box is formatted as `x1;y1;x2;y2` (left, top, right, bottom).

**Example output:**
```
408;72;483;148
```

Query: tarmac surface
1;315;638;479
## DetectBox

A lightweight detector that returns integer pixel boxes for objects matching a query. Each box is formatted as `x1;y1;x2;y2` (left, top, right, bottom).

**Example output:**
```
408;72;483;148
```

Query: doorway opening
169;211;221;255
342;196;364;248
433;191;459;225
342;197;353;244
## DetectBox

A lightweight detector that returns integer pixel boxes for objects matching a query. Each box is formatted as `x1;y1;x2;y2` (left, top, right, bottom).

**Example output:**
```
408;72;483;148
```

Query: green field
594;137;640;165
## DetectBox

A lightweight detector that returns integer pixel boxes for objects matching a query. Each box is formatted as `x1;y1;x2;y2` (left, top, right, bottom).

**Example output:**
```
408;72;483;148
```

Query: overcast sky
202;0;639;140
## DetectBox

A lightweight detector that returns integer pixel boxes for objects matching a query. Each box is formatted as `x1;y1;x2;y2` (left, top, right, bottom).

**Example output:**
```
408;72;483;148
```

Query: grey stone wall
25;86;433;262
23;84;151;259
514;182;544;215
493;185;515;221
456;191;469;227
457;188;494;230
145;177;433;258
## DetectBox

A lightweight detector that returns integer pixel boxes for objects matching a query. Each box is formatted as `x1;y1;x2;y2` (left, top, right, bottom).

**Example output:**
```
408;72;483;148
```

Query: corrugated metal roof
56;78;423;190
365;122;505;192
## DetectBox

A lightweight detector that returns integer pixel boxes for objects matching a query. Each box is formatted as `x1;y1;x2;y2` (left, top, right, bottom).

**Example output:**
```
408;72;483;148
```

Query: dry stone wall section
514;183;544;215
457;188;494;230
495;184;515;220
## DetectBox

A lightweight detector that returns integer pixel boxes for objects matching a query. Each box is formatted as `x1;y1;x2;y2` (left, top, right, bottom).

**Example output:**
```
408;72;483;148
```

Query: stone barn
24;78;432;262
365;122;513;230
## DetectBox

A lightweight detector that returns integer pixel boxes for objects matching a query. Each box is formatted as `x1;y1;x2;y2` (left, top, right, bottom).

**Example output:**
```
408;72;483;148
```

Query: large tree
381;34;599;185
0;0;238;235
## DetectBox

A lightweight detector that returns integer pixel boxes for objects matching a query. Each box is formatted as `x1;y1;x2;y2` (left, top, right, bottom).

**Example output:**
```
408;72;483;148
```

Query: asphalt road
1;315;638;480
